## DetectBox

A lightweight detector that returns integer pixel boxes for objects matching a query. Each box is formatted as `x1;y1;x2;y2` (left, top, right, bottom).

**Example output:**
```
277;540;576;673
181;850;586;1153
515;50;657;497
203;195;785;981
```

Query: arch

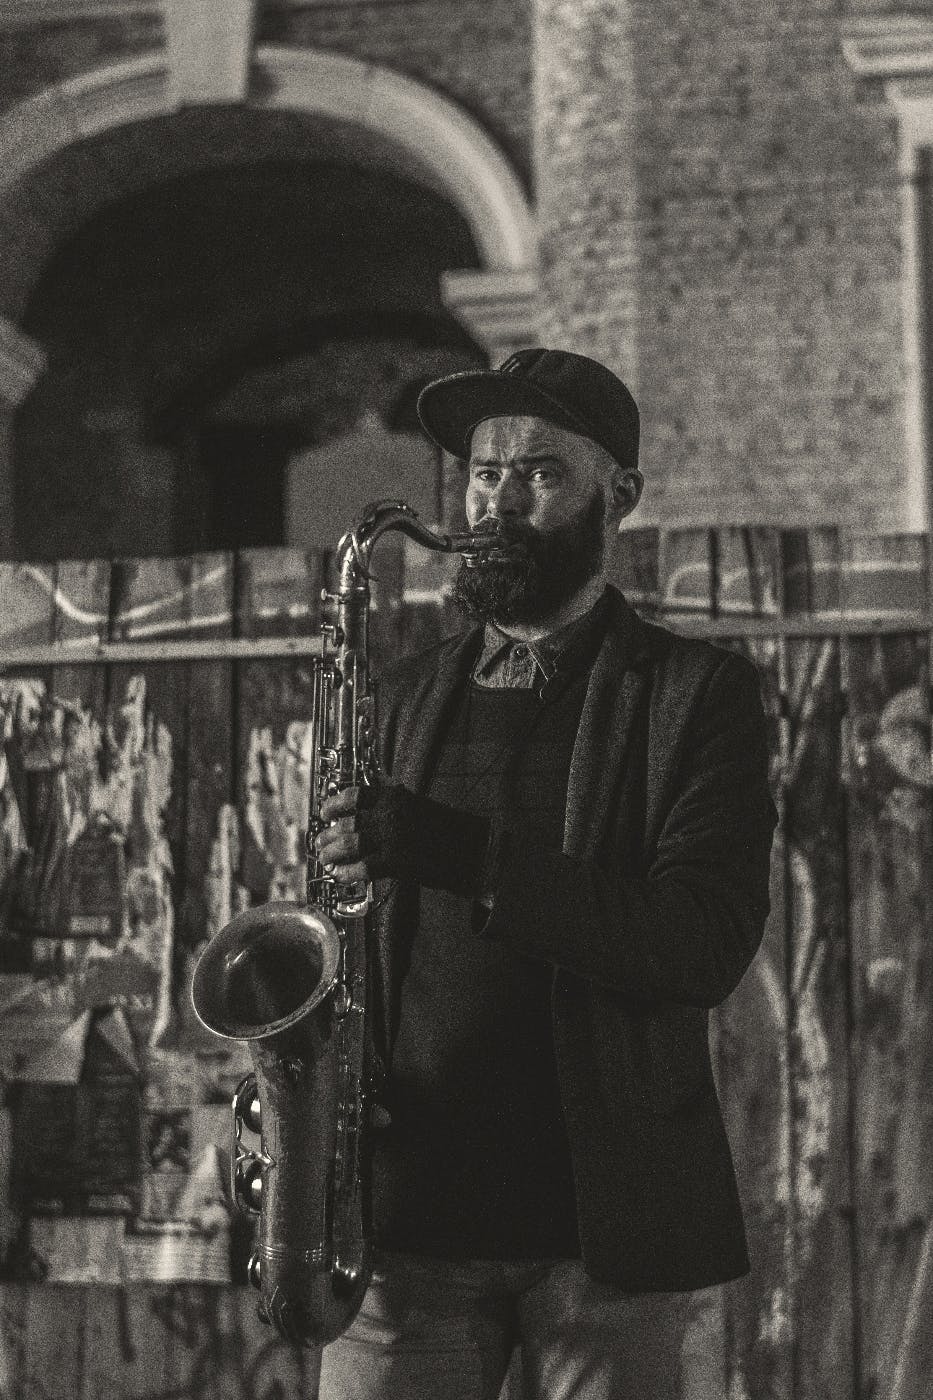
0;44;537;273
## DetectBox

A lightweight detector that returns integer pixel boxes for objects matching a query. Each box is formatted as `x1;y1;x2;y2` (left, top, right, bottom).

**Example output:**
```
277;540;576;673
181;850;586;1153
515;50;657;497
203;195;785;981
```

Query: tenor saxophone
191;501;498;1346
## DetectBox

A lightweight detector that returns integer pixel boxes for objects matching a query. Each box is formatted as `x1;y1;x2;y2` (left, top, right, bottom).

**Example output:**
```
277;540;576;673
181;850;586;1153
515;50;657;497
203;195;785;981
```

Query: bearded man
313;348;777;1400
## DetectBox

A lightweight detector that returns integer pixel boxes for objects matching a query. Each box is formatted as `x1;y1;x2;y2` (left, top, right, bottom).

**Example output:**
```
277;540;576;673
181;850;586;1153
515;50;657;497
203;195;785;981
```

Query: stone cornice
842;16;933;83
0;1;159;23
0;0;377;26
0;317;46;407
440;268;540;357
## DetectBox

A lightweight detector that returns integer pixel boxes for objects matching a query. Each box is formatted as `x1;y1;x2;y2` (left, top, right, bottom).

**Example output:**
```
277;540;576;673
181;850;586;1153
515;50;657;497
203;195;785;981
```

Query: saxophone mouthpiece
449;521;509;567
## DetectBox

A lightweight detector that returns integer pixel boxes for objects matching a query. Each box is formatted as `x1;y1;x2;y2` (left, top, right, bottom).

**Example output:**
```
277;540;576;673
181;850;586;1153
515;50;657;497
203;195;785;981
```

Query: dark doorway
198;425;290;550
14;138;483;561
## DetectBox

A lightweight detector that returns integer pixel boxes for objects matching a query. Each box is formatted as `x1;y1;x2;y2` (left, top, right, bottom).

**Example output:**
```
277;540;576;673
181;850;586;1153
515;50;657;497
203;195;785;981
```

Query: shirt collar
473;591;608;686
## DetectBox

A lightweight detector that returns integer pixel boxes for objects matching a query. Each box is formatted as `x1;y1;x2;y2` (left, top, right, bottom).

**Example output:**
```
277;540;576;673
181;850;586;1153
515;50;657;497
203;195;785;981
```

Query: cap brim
416;369;586;460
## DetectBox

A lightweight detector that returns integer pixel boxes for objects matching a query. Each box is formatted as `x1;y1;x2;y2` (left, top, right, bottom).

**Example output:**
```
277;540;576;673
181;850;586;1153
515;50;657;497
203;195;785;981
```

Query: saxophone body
191;501;495;1346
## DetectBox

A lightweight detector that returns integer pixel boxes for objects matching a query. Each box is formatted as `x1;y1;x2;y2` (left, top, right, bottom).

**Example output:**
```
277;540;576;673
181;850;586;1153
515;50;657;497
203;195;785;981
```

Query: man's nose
485;476;525;517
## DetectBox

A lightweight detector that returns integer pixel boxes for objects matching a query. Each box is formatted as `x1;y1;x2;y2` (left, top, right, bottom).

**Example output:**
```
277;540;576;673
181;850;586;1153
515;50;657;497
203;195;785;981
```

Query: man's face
453;414;614;625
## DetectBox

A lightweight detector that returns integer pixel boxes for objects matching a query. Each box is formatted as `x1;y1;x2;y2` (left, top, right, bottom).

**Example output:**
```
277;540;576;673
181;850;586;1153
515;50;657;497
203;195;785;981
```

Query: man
313;348;777;1400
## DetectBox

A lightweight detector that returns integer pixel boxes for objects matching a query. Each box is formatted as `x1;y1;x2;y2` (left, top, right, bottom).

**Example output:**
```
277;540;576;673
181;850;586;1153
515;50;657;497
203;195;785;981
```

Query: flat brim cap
416;347;639;473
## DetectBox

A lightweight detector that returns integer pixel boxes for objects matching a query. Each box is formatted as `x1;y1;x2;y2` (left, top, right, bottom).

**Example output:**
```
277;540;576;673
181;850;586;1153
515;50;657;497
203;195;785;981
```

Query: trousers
317;1251;698;1400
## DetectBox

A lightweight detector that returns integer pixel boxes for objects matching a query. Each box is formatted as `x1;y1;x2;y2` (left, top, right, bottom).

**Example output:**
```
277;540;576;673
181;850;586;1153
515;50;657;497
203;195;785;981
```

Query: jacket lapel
563;588;652;858
373;625;481;1059
391;626;483;792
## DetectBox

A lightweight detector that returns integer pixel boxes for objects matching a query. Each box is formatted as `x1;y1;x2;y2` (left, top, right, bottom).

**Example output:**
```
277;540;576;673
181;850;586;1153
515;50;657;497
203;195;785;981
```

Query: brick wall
634;3;905;527
535;0;907;526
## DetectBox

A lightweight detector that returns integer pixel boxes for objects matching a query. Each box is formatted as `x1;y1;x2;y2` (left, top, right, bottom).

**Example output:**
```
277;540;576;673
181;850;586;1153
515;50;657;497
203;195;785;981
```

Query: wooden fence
0;526;929;1399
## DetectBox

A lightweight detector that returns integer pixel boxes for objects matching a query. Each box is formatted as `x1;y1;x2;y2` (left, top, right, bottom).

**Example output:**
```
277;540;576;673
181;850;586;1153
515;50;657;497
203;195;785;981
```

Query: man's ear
610;467;644;519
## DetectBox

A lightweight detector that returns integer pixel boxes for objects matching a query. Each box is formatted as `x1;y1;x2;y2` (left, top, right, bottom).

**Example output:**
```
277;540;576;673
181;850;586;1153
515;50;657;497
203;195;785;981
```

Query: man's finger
320;787;360;821
315;827;361;862
329;860;369;885
319;813;357;838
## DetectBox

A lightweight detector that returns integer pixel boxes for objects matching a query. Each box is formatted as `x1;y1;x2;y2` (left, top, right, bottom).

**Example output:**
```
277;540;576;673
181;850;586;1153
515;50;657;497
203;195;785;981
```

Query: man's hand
314;786;371;885
315;779;492;897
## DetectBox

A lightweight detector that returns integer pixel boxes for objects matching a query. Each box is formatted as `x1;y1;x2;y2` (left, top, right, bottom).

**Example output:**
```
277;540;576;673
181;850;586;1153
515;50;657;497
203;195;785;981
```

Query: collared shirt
472;592;607;690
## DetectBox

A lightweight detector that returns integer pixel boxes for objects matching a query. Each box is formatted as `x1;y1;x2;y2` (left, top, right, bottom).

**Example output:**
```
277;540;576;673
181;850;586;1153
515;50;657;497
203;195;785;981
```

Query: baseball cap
415;347;640;474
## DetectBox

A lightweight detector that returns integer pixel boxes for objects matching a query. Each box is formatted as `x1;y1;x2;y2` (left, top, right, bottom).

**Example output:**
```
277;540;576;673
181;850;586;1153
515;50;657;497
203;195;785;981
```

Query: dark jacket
372;585;777;1292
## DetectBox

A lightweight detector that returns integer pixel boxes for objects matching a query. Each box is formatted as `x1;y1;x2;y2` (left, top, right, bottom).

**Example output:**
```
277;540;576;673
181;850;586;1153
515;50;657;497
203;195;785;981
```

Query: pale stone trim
0;55;170;191
842;16;933;529
254;45;537;270
0;47;536;272
440;268;540;360
0;315;46;406
0;1;157;24
842;16;933;81
166;0;257;107
0;0;371;23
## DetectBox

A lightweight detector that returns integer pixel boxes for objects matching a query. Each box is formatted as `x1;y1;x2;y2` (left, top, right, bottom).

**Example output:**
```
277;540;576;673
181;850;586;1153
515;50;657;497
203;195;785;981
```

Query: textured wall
0;14;162;110
534;0;907;527
534;0;640;382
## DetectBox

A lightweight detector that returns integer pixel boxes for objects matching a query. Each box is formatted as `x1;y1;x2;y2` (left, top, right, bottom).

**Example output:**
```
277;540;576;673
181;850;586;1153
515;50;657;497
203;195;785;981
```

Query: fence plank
234;548;323;916
80;1288;164;1400
396;530;455;660
718;627;792;1400
659;528;714;615
613;525;661;616
714;527;780;618
0;563;56;653
206;1286;314;1400
52;558;111;702
106;557;191;1049
22;1284;88;1399
48;561;111;977
843;553;933;1400
0;1283;27;1400
780;528;841;616
782;627;855;1397
175;552;235;1049
0;560;57;970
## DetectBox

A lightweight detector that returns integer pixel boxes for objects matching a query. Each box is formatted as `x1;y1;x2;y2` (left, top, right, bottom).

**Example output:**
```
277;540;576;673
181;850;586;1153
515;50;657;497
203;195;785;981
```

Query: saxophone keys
235;1156;265;1213
233;1076;262;1135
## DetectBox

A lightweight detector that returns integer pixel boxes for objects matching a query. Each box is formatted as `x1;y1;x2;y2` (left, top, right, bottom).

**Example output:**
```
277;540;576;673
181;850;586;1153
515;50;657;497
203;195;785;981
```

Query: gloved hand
315;779;493;898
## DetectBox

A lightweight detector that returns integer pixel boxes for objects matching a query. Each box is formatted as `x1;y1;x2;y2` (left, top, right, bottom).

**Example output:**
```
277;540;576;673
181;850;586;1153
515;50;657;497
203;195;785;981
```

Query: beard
452;488;607;625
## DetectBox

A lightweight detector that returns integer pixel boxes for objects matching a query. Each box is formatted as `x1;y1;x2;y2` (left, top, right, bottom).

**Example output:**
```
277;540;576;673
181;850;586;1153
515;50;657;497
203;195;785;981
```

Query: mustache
470;518;534;550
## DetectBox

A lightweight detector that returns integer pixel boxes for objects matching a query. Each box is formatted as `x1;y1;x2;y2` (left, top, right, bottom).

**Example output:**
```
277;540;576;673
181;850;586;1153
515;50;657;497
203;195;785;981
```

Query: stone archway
0;45;539;554
0;43;537;384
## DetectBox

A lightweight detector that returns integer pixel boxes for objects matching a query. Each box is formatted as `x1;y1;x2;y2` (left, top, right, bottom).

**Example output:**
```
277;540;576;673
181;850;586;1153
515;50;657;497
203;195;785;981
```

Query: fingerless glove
356;780;493;898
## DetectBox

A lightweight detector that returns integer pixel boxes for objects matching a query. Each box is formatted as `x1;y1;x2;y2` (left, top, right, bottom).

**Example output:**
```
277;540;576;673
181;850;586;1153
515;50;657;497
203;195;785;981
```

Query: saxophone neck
335;500;503;588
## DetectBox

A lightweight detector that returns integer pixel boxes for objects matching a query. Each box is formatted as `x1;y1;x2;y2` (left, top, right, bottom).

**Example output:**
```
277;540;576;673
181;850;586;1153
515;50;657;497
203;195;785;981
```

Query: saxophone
191;501;499;1346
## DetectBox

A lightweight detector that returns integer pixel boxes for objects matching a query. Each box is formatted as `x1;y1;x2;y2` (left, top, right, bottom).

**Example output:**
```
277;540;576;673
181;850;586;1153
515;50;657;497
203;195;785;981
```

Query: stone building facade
0;0;925;557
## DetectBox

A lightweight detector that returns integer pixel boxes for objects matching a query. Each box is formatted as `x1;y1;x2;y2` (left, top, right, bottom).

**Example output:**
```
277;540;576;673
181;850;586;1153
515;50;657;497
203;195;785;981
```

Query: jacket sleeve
478;650;778;1008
